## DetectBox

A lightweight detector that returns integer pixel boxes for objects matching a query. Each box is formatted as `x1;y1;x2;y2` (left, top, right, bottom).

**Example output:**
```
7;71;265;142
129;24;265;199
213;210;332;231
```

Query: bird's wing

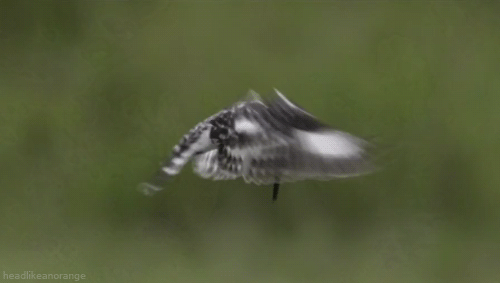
192;89;375;185
248;129;375;184
251;89;375;182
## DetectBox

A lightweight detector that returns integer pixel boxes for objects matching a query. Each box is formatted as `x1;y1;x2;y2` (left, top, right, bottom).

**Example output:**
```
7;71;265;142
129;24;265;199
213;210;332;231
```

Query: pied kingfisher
139;89;375;201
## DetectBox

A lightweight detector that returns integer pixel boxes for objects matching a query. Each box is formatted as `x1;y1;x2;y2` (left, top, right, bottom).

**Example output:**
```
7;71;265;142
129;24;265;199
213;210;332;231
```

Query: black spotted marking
209;110;238;147
179;143;189;152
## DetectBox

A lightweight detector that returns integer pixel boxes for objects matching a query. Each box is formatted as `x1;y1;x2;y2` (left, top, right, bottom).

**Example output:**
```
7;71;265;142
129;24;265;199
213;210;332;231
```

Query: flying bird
139;89;375;201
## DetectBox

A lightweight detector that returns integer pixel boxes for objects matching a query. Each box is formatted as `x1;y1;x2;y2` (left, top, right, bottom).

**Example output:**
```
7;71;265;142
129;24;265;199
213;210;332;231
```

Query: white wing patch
234;118;262;134
295;130;365;158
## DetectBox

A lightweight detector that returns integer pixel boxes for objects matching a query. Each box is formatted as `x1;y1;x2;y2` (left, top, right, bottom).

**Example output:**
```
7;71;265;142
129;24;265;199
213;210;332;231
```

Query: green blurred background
1;1;499;282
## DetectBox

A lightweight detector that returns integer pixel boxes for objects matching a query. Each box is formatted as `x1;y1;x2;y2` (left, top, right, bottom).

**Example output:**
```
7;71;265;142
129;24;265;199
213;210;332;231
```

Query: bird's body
140;89;375;201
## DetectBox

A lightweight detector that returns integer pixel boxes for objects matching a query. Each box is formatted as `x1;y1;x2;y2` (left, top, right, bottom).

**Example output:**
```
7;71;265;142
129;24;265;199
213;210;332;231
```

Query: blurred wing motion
193;89;374;184
139;89;375;199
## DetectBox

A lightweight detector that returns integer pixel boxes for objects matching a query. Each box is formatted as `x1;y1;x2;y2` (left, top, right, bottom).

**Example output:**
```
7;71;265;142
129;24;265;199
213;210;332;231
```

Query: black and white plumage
139;89;375;201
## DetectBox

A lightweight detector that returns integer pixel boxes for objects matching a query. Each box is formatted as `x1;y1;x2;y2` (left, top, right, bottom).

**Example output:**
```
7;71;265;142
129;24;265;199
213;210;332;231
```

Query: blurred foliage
1;1;500;282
